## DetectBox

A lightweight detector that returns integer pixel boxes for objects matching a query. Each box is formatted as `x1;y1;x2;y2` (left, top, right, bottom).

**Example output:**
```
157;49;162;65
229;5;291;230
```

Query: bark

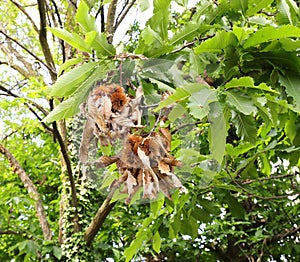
106;0;118;43
0;144;52;241
84;188;117;245
37;0;57;82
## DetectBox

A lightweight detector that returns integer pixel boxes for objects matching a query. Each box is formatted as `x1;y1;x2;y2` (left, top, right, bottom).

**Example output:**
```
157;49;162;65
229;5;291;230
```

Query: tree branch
0;29;53;74
37;0;57;82
114;0;136;32
51;120;80;232
10;0;39;33
0;84;49;116
84;188;117;245
241;172;298;185
106;0;118;43
0;144;52;240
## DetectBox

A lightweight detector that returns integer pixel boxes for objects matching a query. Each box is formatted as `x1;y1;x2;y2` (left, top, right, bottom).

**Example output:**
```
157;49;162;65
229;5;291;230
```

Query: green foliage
1;0;300;261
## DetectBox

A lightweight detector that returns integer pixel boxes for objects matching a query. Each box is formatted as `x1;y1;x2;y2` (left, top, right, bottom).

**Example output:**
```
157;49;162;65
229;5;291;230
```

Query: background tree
0;0;300;261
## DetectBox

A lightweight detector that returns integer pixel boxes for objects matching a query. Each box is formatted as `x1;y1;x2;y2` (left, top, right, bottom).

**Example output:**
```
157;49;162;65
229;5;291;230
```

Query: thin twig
10;0;39;33
114;0;136;31
0;30;55;75
241;172;298;185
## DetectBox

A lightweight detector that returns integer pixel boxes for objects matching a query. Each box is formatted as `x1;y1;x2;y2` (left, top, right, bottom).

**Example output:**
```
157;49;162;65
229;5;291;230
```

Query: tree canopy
0;0;299;261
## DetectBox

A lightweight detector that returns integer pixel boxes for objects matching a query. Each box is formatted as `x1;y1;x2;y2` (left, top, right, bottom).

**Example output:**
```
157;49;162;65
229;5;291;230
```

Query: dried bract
107;129;186;204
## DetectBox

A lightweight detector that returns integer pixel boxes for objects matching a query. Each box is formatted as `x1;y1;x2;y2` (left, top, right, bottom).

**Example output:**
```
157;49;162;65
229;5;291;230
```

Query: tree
1;0;300;261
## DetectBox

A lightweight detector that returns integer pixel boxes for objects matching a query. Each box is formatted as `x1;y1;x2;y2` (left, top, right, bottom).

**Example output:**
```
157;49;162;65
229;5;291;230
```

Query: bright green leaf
76;0;98;32
49;62;99;97
58;58;83;76
152;231;161;253
48;27;90;52
91;32;116;56
194;31;238;54
43;65;112;122
209;102;226;164
244;25;300;48
246;0;274;16
170;23;210;46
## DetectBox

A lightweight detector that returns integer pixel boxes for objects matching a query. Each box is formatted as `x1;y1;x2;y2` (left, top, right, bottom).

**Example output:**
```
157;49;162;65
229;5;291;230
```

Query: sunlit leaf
209;102;226;164
152;231;161;253
76;0;98;32
43;65;112;122
49;62;99;97
244;25;300;48
48;27;90;52
194;31;238;54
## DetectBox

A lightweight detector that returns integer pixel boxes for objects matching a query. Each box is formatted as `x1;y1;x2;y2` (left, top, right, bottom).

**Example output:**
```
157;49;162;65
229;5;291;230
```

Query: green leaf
53;246;62;260
225;192;245;219
194;31;238;54
209;102;226;164
152;231;161;253
277;0;294;25
43;65;111;122
49;62;99;97
191;206;212;223
57;58;83;76
124;216;153;262
188;88;217;119
170;23;210;46
148;0;171;41
150;197;165;218
182;216;198;239
230;0;248;15
49;27;90;52
225;76;278;93
189;50;204;79
76;0;98;32
246;0;274;16
243;25;300;48
155;83;207;111
226;91;257;115
232;111;257;144
91;32;116;56
279;74;300;111
138;0;151;12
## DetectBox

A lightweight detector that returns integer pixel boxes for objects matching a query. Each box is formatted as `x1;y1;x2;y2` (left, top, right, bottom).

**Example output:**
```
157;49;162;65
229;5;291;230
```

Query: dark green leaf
279;73;300;112
232;111;257;144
